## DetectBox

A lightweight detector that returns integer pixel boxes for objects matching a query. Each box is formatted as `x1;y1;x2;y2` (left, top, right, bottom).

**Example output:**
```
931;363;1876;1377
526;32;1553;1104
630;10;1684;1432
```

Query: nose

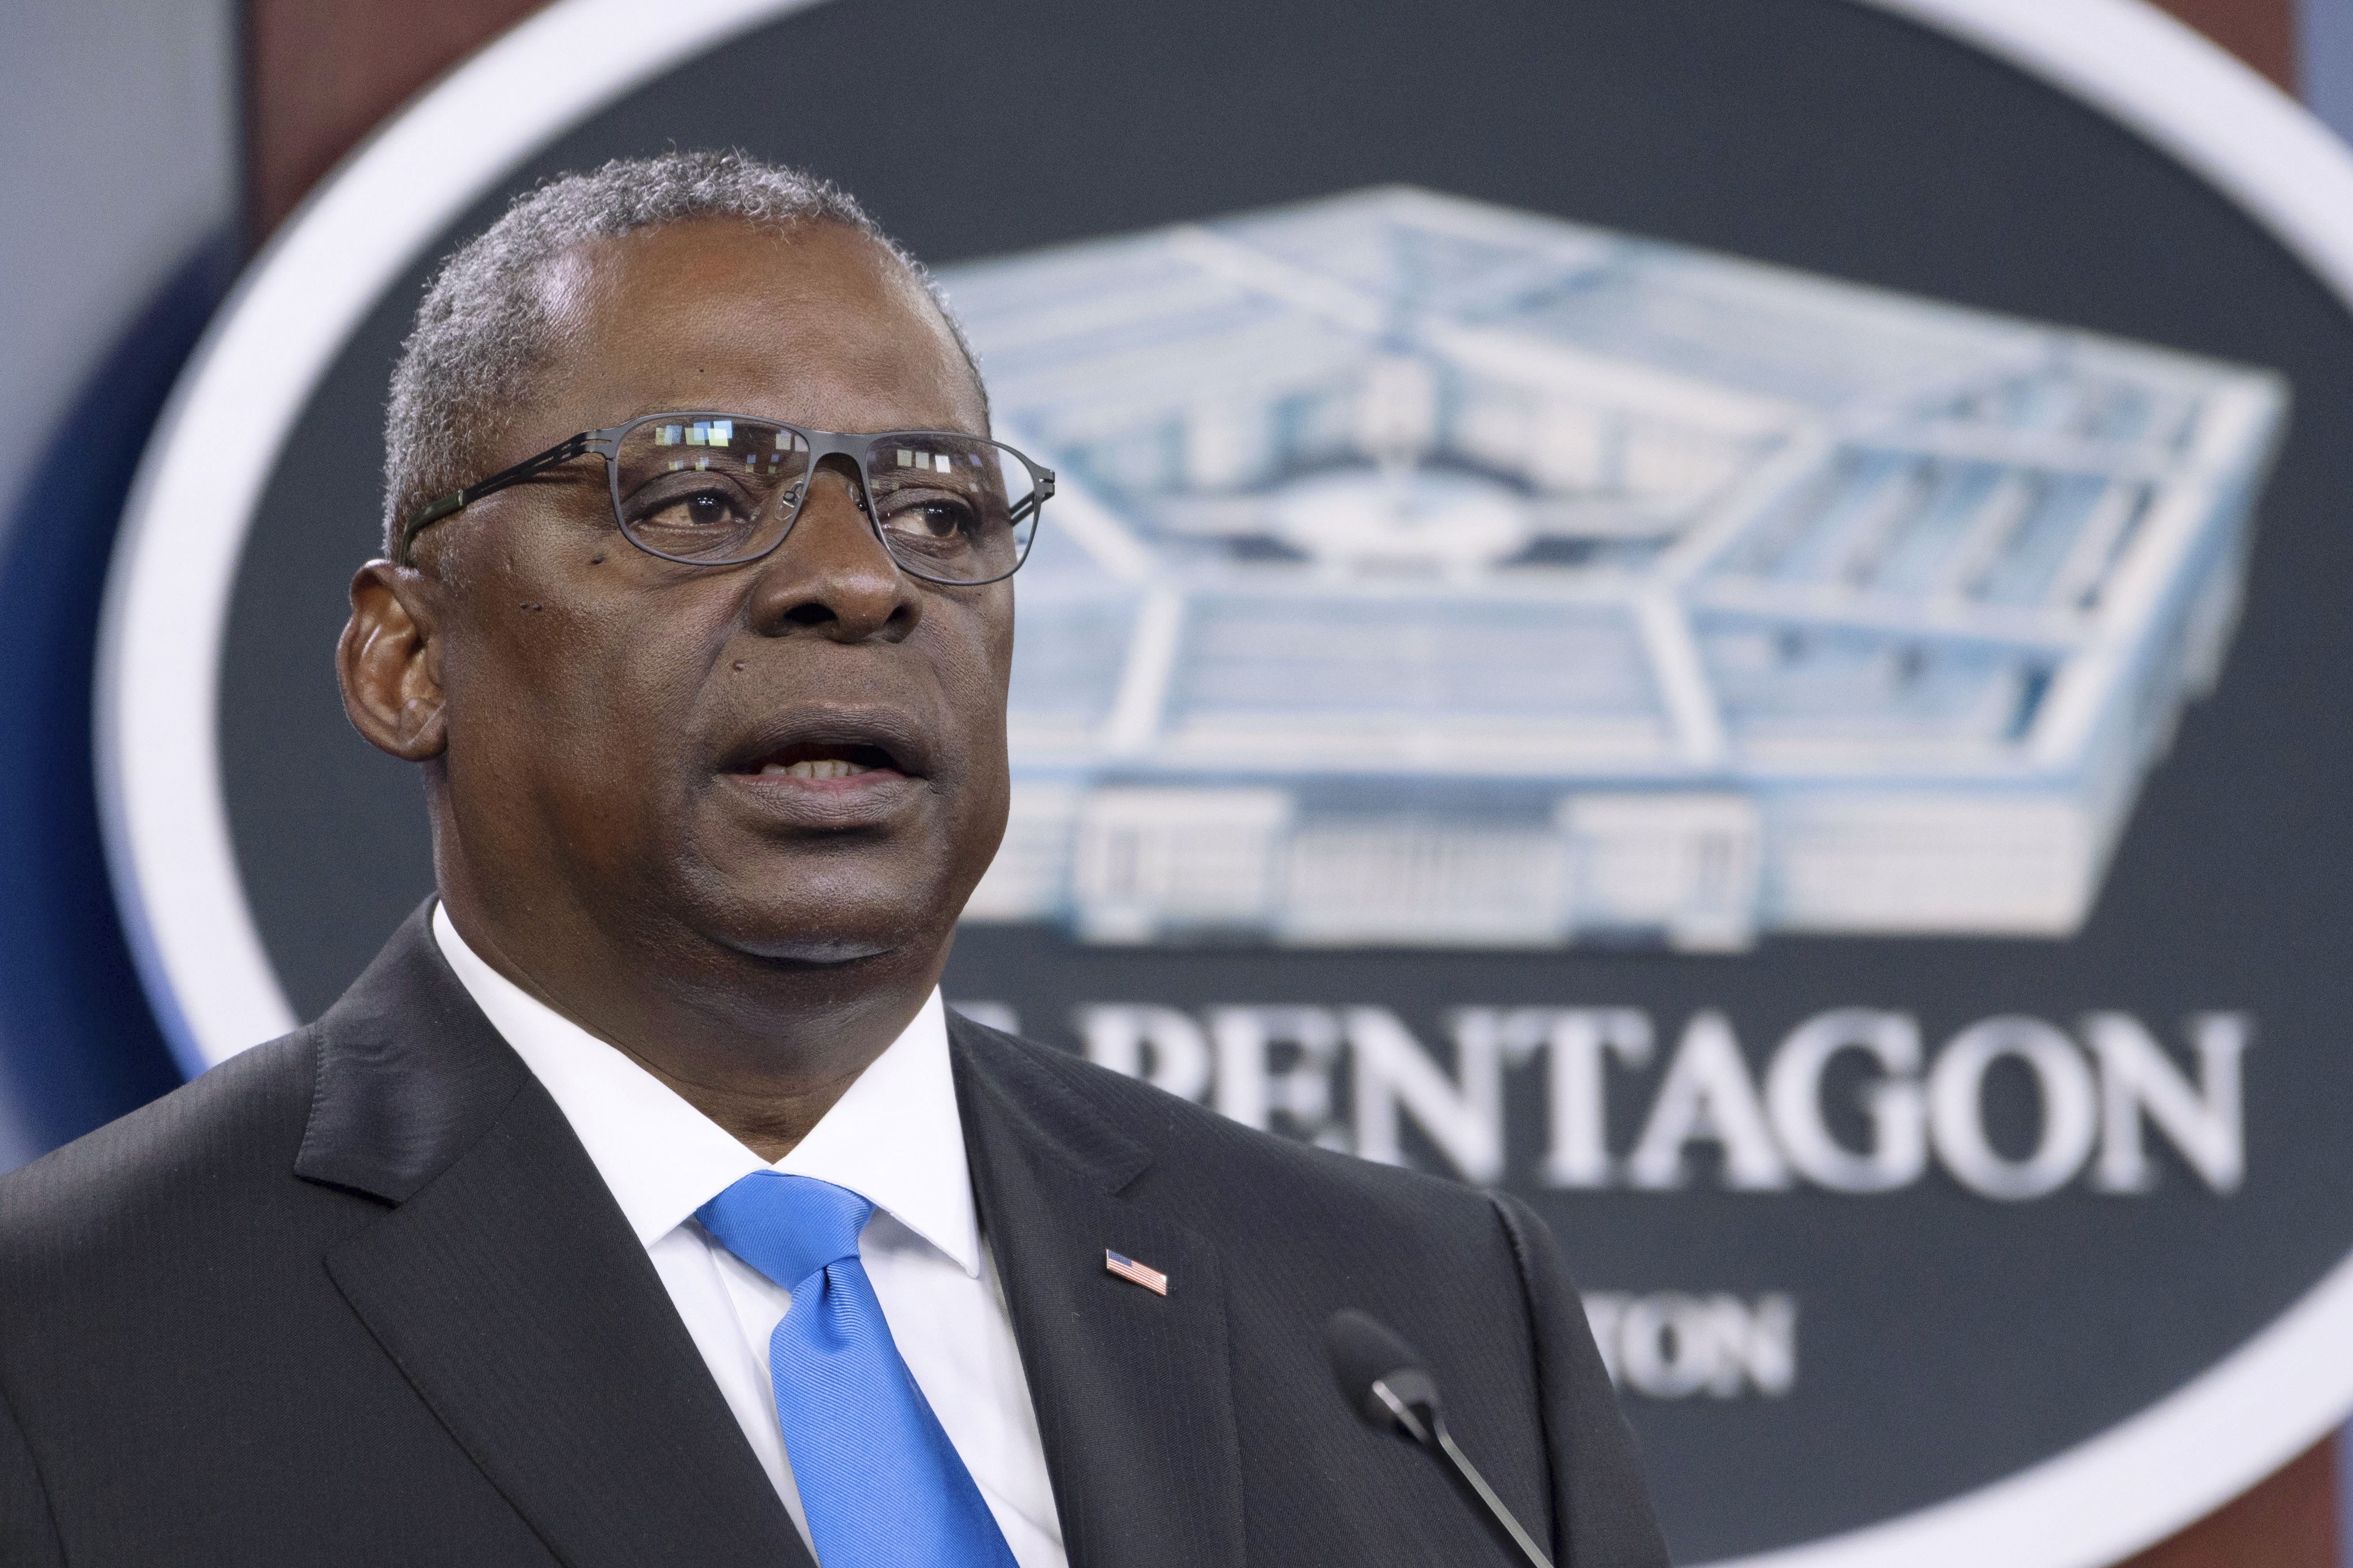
746;456;922;642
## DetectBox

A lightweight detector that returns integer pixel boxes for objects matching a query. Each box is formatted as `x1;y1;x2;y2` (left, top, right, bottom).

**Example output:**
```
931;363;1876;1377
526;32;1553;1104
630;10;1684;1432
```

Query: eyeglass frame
397;410;1056;585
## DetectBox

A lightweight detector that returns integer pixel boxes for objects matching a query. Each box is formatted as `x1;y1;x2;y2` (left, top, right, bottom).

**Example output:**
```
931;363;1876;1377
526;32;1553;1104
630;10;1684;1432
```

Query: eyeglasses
400;412;1055;585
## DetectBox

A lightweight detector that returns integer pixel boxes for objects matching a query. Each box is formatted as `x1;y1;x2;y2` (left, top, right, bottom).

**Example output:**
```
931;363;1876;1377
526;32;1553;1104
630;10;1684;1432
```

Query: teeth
758;758;875;780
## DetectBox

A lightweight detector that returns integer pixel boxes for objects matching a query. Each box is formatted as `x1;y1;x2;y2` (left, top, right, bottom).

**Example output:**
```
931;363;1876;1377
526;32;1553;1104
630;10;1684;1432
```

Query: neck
436;875;943;1164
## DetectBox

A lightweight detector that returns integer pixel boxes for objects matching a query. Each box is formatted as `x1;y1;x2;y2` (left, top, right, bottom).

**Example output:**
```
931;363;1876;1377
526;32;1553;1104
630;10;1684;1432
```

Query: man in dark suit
0;151;1666;1568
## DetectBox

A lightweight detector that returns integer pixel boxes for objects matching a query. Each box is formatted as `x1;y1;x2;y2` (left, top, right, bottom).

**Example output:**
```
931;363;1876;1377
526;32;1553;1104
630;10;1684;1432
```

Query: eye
882;499;973;542
636;485;753;532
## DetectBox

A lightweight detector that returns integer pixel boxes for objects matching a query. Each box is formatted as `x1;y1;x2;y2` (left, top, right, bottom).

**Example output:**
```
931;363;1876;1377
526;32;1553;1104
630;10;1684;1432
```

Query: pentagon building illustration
940;186;2286;951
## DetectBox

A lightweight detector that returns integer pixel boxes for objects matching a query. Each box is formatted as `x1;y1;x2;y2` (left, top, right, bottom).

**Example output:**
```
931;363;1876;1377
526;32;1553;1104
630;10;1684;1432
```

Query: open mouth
734;741;906;781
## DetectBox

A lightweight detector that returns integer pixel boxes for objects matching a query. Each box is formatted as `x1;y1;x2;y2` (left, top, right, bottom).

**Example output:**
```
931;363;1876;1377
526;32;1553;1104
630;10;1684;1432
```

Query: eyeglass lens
612;416;1039;582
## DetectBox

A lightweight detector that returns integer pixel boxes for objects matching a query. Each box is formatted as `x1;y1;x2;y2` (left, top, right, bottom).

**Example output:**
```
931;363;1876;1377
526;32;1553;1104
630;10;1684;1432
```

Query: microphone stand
1328;1309;1556;1568
1368;1374;1555;1568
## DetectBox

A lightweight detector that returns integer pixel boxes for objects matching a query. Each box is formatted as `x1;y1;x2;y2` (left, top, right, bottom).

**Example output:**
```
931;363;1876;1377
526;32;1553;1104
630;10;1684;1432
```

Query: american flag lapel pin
1105;1248;1169;1297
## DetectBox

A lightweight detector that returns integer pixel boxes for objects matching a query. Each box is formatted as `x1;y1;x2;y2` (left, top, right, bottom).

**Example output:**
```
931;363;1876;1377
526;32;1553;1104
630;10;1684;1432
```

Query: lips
718;719;921;826
719;709;930;786
762;757;875;780
750;742;897;781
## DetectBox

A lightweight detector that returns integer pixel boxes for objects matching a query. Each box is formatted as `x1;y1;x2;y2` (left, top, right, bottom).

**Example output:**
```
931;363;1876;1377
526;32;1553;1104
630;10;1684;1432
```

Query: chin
678;829;985;970
732;929;903;966
705;887;950;969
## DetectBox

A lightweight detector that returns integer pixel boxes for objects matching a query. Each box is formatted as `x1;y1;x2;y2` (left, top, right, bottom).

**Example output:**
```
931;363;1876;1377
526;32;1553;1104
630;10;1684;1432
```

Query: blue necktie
697;1171;1020;1568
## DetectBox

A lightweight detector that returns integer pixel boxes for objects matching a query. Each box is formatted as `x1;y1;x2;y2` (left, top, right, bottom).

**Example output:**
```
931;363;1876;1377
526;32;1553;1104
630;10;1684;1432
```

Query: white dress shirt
431;905;1067;1567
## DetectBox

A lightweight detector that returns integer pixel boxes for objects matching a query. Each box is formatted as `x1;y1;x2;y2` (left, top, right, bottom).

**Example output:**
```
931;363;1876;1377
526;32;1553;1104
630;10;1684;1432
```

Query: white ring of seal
91;2;2353;1563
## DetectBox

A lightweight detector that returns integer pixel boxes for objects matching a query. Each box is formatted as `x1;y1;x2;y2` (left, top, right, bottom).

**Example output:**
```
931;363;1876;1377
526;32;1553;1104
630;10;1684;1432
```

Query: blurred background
9;1;2353;1564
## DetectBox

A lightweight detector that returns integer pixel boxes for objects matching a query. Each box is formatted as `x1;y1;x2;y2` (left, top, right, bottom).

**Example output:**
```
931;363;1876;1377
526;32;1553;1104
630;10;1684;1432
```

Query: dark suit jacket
0;906;1666;1567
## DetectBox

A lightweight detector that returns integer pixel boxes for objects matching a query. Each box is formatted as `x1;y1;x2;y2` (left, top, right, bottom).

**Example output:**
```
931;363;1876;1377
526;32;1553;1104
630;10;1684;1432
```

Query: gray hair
381;149;980;558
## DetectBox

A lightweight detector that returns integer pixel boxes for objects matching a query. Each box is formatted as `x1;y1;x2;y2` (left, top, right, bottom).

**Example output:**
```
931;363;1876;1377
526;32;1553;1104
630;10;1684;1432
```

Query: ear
339;560;448;761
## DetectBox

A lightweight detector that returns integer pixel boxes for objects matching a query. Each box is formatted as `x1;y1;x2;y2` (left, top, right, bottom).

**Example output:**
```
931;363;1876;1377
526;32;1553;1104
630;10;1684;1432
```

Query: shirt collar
430;902;980;1278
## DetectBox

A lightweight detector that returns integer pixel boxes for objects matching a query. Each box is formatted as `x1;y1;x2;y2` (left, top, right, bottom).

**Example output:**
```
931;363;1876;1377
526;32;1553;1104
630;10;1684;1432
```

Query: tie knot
696;1171;875;1291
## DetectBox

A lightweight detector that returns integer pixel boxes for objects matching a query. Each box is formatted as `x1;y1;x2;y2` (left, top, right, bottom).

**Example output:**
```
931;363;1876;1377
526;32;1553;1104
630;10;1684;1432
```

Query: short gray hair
381;149;979;558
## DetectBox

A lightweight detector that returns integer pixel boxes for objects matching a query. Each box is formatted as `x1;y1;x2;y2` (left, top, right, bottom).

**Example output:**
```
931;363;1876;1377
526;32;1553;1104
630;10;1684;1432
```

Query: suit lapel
953;1017;1247;1568
297;906;809;1568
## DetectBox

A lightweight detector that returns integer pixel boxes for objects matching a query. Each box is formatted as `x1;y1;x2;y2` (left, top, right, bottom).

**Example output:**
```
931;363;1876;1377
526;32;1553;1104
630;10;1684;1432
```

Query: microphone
1326;1309;1555;1568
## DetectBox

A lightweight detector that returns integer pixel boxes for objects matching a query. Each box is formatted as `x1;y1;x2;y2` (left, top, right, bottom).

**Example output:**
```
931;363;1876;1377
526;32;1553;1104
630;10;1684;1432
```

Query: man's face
419;218;1010;973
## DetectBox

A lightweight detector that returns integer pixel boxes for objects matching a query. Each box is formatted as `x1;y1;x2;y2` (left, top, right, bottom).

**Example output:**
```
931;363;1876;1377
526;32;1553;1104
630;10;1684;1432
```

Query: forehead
529;218;985;438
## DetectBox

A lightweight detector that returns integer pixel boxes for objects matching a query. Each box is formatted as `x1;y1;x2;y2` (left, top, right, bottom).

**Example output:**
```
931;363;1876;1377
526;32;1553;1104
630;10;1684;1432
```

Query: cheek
964;604;1016;830
945;594;1016;748
964;584;1017;700
462;600;712;795
570;625;713;771
990;609;1016;702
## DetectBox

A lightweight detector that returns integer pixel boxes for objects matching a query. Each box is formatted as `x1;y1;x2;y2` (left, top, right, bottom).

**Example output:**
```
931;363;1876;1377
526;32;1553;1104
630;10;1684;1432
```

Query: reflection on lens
608;416;1043;579
864;434;1041;583
614;417;809;563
